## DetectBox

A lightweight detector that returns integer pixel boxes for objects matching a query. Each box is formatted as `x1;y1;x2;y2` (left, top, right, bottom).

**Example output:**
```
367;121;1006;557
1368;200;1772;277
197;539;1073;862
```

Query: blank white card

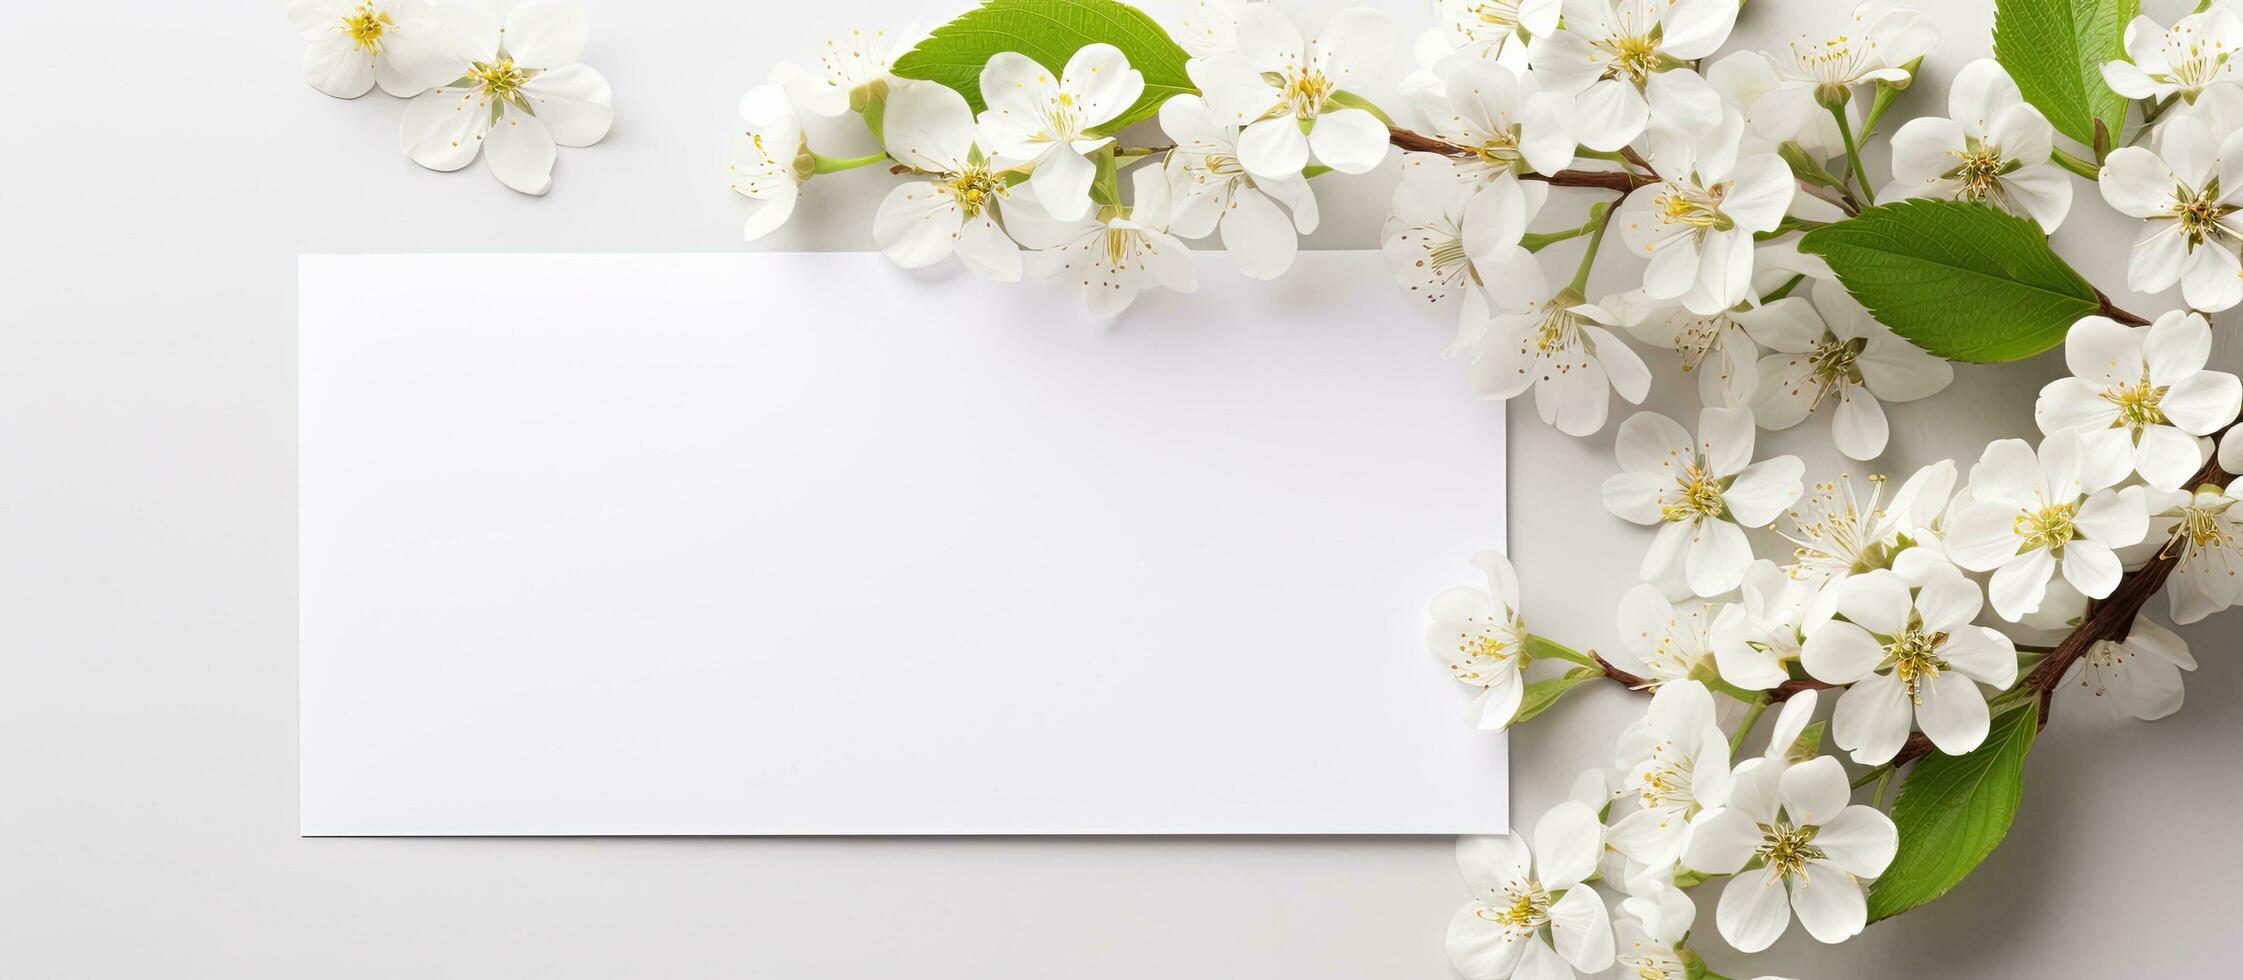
299;252;1507;835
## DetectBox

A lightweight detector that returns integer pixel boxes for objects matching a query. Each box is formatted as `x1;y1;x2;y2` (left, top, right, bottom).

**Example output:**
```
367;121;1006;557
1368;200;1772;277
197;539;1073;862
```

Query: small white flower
1602;407;1806;597
1187;6;1395;179
2058;619;2197;722
1884;59;2071;231
1463;251;1652;436
2097;116;2243;312
728;85;808;242
1709;559;1814;690
1448;802;1617;980
1527;0;1738;151
1612;292;1820;408
872;81;1026;281
2154;480;2243;624
1617;111;1797;316
1947;433;2151;621
1432;0;1561;68
1803;568;2020;764
2036;312;2242;489
1612;584;1722;687
1750;1;1938;145
977;45;1146;221
1161;94;1319;279
287;0;466;99
1413;60;1577;181
1612;879;1698;980
1385;162;1546;320
1777;461;1959;624
1749;279;1954;461
1685;755;1899;951
1021;163;1198;316
1142;0;1246;59
2102;7;2243;104
397;0;614;196
1607;681;1733;871
1706;50;1847;160
769;23;919;116
1425;550;1532;730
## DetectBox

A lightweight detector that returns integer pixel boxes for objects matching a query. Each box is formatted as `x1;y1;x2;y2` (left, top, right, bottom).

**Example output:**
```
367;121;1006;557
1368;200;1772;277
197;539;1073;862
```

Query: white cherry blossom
2154;480;2243;624
1802;568;2020;764
1432;0;1560;68
770;23;918;116
1161;94;1319;279
2035;312;2242;490
1684;755;1898;951
1884;59;2071;231
1448;802;1617;979
1612;880;1698;980
872;81;1026;281
287;0;470;99
2097;116;2243;312
1617;110;1796;316
1528;0;1737;151
1463;251;1652;436
1425;550;1533;730
1612;584;1722;687
1749;279;1953;461
2102;7;2243;104
1386;160;1546;314
1612;292;1822;408
1607;681;1734;872
1413;60;1577;181
1706;50;1846;160
1750;1;1938;146
1188;6;1395;179
1777;461;1959;624
1947;433;2151;621
728;85;808;242
1709;559;1814;690
1020;163;1198;316
1602;407;1806;597
977;45;1145;222
2058;619;2196;722
397;0;613;196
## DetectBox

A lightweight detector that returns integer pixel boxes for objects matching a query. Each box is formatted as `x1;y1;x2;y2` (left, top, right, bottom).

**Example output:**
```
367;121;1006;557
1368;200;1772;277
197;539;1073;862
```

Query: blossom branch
1386;126;1656;192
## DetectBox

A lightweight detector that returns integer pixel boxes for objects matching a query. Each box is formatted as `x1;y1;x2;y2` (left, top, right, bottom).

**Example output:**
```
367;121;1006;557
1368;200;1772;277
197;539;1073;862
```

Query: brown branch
1387;126;1657;192
2097;291;2151;326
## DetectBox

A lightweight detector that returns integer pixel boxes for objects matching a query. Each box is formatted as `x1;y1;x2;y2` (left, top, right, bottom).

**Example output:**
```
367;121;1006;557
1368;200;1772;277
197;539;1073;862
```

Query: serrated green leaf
890;0;1193;135
1798;199;2104;363
1510;668;1599;726
1867;701;2040;922
1994;0;2136;149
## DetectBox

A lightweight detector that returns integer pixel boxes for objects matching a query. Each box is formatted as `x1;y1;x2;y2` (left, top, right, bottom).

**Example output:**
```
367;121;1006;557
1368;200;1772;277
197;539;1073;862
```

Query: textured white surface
299;252;1507;836
2;0;2238;976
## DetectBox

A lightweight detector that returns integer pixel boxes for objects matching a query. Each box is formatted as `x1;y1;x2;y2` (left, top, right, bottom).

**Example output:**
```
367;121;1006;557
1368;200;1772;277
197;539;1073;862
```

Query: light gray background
2;0;2233;977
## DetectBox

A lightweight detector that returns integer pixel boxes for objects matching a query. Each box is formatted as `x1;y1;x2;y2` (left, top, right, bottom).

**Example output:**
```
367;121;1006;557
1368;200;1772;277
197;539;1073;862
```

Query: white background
2;0;2237;977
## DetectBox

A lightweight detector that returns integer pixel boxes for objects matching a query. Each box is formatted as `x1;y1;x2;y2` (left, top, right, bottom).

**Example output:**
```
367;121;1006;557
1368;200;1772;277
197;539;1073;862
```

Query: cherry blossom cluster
287;0;614;195
731;0;2243;974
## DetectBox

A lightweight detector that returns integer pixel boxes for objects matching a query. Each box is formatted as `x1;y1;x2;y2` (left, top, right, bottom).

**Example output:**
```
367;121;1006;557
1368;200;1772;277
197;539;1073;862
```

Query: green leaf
1798;199;2105;363
890;0;1194;135
1993;0;2137;149
1867;701;2040;922
1510;668;1599;726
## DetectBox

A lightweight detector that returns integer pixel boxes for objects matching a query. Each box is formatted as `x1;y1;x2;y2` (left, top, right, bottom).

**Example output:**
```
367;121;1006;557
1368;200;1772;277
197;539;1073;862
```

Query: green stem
1729;697;1771;754
1566;203;1616;295
810;150;890;174
2051;146;2101;180
1522;203;1610;253
1832;106;1875;206
1524;634;1599;669
1873;767;1895;809
1761;273;1807;303
1860;82;1902;143
1851;761;1892;790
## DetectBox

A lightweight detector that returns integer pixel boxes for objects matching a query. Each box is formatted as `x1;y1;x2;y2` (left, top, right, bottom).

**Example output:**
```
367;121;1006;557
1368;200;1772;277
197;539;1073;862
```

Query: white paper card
300;252;1507;835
